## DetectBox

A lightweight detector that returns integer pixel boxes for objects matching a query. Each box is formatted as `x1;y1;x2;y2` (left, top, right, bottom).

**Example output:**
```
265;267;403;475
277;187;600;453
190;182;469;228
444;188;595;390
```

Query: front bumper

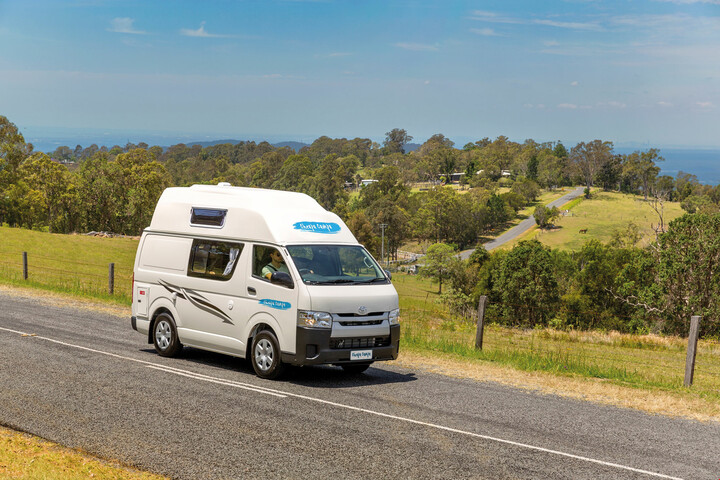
281;324;400;366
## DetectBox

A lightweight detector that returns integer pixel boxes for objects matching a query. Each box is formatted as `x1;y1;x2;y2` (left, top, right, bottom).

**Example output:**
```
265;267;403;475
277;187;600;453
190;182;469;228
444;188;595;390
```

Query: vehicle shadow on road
141;347;418;388
284;364;418;389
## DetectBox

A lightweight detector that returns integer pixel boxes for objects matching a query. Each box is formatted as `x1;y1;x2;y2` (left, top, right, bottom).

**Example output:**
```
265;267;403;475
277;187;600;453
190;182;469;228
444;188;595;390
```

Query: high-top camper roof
147;184;358;245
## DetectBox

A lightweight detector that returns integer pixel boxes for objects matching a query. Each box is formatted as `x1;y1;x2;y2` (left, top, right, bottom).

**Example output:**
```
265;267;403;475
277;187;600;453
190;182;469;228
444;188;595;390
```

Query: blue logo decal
259;299;291;310
293;221;341;234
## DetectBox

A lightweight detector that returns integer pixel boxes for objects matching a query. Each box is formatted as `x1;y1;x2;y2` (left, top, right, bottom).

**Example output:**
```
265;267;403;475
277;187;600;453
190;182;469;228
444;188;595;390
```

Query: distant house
501;170;512;177
449;172;465;183
360;179;378;187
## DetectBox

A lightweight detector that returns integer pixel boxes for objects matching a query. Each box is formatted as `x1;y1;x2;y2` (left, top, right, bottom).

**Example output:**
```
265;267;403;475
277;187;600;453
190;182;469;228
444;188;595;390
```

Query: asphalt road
459;186;586;259
1;291;718;479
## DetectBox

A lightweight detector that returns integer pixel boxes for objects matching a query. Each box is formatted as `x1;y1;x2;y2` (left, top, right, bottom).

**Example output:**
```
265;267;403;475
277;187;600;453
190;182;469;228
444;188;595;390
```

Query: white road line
1;326;684;480
144;365;286;398
0;326;284;398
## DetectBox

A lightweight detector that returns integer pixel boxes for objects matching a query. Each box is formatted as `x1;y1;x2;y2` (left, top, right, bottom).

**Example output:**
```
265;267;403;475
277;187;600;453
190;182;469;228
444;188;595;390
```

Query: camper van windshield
287;245;388;285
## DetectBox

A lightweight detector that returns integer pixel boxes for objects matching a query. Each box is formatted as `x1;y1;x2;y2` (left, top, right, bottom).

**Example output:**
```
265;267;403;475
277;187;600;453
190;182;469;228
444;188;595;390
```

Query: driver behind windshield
263;249;289;279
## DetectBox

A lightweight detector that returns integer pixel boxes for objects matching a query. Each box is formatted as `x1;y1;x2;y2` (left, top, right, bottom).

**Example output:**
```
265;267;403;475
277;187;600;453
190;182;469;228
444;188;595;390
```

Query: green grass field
503;190;685;250
0;226;137;303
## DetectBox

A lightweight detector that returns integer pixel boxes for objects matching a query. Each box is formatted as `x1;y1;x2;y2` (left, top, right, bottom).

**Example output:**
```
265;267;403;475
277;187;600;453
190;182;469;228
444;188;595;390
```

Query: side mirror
270;271;294;289
384;269;392;280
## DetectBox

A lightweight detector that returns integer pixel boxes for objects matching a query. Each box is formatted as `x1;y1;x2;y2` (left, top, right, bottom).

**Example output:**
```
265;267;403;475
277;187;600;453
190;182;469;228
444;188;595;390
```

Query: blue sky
1;0;719;148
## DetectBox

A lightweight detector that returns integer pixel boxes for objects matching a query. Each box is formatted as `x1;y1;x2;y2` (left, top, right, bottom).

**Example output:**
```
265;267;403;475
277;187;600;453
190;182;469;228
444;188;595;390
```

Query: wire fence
399;295;720;394
0;251;132;299
1;249;718;393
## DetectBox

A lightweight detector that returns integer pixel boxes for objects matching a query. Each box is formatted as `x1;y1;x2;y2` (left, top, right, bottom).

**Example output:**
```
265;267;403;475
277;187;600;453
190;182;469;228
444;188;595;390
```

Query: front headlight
298;310;332;328
388;308;400;325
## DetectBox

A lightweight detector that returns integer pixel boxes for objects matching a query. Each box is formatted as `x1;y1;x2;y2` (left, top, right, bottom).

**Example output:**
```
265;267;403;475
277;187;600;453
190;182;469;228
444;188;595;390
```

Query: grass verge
0;426;167;480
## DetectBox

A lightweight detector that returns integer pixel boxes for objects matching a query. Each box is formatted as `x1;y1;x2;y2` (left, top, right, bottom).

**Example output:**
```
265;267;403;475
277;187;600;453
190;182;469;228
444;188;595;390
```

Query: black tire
153;313;183;357
251;330;285;379
341;363;372;374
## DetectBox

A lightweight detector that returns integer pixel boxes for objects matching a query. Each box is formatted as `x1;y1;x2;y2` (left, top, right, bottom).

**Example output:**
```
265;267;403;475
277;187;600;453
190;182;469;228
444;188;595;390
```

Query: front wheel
341;363;372;374
153;313;182;357
251;330;285;379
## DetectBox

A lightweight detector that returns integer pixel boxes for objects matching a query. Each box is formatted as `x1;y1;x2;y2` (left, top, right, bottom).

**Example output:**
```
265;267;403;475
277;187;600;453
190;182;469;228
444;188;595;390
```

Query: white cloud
180;22;231;38
598;101;627;108
107;17;146;35
570;81;579;86
558;103;578;109
469;10;601;30
657;101;674;107
544;40;560;47
468;10;523;24
533;19;602;31
394;42;439;52
696;101;714;108
470;28;501;36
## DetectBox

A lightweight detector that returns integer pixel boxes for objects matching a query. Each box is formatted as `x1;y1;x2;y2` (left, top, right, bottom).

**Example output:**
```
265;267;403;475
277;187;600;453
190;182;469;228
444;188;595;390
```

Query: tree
383;128;413;154
596;155;622;191
570;140;613;190
420;243;456;294
345;211;380;257
492;240;559;326
623;150;662;200
533;205;560;230
622;213;720;337
527;154;538;181
0;115;33;175
19;153;76;232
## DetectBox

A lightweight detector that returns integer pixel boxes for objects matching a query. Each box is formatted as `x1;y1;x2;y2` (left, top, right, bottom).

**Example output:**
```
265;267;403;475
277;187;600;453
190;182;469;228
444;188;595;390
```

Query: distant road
459;186;585;259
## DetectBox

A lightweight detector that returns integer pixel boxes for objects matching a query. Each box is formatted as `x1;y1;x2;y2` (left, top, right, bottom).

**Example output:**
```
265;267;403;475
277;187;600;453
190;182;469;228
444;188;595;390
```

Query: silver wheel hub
254;338;274;372
155;320;172;350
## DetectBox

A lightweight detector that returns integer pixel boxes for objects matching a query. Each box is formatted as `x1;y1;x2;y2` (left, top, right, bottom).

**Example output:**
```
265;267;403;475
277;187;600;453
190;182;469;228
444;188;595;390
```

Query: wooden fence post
108;263;115;295
684;315;701;387
22;252;28;280
475;295;488;350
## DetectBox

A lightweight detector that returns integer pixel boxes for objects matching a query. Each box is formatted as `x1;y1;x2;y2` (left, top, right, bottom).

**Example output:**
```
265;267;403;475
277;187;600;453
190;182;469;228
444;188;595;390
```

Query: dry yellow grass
0;426;167;480
394;349;720;423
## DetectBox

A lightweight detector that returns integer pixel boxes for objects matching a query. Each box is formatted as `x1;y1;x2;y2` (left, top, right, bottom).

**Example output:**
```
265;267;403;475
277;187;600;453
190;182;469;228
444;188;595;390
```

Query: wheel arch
244;313;281;360
147;300;178;345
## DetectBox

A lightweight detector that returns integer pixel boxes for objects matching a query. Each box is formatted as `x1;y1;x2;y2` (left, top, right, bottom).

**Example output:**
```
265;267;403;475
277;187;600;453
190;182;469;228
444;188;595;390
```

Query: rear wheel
341;363;372;374
251;330;285;379
153;313;182;357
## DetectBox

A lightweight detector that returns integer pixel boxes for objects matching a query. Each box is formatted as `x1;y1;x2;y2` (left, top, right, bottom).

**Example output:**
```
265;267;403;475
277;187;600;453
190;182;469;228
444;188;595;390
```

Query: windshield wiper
359;277;387;283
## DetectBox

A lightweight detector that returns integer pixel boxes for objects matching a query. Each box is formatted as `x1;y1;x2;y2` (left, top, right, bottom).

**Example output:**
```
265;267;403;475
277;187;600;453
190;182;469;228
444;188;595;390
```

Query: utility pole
380;223;388;266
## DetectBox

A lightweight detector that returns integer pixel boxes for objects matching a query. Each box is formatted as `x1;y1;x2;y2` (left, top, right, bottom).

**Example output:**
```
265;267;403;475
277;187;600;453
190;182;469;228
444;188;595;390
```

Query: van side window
188;240;243;280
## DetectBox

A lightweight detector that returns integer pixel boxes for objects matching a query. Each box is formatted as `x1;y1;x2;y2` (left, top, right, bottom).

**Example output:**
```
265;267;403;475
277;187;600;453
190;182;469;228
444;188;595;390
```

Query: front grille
336;312;384;318
330;336;391;349
338;320;383;327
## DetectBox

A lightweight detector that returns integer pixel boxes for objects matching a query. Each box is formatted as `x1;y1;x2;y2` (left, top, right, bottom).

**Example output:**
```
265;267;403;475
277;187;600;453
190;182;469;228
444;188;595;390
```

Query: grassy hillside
503;191;685;251
0;226;138;303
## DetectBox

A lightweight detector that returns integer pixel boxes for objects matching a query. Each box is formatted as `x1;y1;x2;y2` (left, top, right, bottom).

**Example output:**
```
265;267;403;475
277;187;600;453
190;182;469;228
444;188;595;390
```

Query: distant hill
404;143;421;152
273;141;310;152
183;139;310;152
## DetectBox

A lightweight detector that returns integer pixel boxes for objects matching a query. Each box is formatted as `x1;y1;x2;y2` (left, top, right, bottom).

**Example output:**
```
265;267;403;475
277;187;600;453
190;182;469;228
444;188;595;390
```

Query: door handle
247;286;256;295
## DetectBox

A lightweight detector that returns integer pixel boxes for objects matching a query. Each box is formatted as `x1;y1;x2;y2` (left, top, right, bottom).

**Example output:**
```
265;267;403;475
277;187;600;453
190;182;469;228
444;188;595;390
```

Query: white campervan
131;184;400;379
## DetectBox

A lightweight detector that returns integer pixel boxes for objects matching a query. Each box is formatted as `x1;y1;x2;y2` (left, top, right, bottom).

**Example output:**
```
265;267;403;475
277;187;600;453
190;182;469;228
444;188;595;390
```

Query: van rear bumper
282;325;400;366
